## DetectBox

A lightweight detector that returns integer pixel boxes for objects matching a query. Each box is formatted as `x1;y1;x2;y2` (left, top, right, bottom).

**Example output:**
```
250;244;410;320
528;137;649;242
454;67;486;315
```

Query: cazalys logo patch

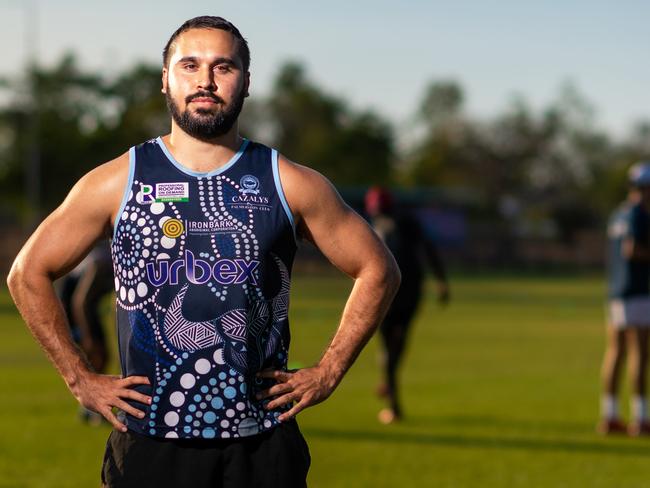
239;175;260;195
230;174;270;211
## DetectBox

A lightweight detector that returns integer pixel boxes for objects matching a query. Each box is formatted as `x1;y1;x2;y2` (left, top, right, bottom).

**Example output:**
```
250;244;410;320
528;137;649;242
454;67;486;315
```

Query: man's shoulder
624;202;650;228
273;153;349;229
607;202;650;243
129;137;166;158
72;151;131;203
275;153;326;189
92;151;131;180
277;150;338;178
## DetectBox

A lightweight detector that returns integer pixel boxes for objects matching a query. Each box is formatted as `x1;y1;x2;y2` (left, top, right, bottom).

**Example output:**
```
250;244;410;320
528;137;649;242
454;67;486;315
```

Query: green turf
2;273;650;487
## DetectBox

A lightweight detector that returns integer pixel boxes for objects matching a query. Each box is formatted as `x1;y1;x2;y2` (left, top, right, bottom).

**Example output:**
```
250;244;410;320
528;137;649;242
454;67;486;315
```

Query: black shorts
101;420;310;488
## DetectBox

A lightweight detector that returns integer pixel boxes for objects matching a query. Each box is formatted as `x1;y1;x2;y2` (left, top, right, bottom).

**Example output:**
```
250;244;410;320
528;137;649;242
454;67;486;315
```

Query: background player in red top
365;186;449;424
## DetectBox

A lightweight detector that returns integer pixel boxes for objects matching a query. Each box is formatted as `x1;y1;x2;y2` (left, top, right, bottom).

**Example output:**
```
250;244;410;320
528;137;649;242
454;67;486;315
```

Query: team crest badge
240;175;260;195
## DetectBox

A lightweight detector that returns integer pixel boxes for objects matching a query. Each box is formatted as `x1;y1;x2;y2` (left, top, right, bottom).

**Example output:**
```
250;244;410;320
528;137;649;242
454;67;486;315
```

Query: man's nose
197;66;216;91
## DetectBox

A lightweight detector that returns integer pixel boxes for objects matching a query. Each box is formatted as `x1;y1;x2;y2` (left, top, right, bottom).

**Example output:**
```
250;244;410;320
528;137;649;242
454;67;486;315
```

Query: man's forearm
7;268;92;389
317;263;401;386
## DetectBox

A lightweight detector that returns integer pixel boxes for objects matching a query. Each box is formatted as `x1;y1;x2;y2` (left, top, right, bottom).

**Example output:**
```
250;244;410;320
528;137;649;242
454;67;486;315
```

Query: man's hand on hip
71;373;152;432
256;367;336;422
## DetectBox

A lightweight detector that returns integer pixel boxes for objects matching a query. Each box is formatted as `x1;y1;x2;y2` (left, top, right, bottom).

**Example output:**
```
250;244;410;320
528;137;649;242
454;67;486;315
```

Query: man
365;186;449;424
599;162;650;436
57;241;113;424
7;16;400;487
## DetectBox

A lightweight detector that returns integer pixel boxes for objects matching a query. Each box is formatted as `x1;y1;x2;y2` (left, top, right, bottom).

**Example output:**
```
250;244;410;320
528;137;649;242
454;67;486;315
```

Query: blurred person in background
7;16;400;487
57;241;113;424
599;162;650;436
365;186;450;424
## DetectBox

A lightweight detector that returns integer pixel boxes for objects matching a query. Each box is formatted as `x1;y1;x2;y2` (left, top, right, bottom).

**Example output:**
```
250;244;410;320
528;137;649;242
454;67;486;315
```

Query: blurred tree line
1;54;650;241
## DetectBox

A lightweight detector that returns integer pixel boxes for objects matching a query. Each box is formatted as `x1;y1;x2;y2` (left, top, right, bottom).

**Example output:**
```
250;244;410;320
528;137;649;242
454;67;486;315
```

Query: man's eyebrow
176;56;237;67
177;56;199;65
211;57;237;67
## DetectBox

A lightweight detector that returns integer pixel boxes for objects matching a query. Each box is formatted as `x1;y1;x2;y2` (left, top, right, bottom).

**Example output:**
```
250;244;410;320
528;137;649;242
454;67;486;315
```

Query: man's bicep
299;179;389;278
281;158;393;276
319;210;391;277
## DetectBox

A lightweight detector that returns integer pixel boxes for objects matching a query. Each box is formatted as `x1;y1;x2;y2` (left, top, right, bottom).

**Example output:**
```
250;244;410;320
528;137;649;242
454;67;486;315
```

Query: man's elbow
382;256;401;298
6;254;38;300
6;259;22;299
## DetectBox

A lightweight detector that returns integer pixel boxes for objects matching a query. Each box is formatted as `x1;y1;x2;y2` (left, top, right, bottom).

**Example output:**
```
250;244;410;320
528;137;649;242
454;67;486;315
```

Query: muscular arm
7;154;150;431
258;157;401;421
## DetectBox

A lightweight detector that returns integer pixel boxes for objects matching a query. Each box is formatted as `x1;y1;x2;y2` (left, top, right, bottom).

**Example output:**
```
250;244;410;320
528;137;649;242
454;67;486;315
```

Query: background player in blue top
7;16;401;487
599;162;650;436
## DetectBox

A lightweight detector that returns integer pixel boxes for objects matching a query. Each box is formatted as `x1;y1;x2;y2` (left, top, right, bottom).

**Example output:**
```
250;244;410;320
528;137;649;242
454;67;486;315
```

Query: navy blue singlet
607;202;650;299
111;137;296;439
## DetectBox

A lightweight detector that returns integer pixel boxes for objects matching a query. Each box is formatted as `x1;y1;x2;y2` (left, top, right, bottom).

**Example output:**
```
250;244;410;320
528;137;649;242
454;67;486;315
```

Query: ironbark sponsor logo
146;250;259;286
184;219;239;236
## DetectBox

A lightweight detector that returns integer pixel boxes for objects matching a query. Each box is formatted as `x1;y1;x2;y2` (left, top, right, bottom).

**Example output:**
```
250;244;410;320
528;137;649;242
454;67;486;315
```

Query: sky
1;0;650;138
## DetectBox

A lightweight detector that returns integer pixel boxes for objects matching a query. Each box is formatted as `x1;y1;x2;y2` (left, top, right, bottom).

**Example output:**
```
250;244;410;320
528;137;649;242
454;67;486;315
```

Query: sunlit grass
2;273;648;487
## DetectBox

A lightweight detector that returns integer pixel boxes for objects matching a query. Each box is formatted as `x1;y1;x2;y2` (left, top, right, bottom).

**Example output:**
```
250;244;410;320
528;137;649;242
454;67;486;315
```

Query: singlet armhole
271;149;297;242
112;147;136;240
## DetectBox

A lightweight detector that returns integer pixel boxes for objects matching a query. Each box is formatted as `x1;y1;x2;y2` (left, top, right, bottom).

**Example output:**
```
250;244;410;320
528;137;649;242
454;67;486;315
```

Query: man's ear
161;67;168;94
244;71;251;98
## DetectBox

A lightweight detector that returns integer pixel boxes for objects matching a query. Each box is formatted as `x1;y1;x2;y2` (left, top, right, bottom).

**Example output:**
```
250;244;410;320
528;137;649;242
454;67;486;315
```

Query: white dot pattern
112;142;295;440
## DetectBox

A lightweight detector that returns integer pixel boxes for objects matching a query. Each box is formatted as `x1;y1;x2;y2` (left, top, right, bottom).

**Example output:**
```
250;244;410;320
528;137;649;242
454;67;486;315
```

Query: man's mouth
190;97;219;104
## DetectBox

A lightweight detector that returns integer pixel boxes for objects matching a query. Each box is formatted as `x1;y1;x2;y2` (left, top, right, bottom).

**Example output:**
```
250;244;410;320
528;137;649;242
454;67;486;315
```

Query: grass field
2;273;650;487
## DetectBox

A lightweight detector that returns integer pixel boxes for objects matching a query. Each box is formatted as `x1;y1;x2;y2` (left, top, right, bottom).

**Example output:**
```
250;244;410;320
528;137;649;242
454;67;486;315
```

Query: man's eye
215;65;231;73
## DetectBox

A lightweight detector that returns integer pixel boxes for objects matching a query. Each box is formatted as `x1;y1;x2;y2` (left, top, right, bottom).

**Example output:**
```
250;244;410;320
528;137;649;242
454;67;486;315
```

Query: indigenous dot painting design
113;186;186;311
111;141;295;440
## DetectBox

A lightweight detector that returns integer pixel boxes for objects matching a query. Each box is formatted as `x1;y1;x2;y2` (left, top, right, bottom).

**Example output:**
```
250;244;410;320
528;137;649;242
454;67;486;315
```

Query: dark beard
165;88;245;141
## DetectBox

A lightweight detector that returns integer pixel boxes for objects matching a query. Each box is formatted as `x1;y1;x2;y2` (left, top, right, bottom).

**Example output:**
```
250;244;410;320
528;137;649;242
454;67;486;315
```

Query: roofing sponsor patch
155;182;189;202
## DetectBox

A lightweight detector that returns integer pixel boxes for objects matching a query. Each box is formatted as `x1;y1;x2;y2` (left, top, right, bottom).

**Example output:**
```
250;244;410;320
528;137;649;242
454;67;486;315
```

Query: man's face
162;28;250;140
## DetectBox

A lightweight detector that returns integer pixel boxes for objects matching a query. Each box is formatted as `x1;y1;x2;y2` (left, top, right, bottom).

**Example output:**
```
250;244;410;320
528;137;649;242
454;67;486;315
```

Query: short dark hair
162;16;250;72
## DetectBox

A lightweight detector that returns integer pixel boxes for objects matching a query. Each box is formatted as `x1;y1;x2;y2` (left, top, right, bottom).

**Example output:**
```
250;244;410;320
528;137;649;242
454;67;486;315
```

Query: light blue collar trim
156;136;249;177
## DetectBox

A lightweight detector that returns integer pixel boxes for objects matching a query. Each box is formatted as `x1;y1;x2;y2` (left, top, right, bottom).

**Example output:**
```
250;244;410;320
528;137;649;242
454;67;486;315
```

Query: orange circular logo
162;218;184;238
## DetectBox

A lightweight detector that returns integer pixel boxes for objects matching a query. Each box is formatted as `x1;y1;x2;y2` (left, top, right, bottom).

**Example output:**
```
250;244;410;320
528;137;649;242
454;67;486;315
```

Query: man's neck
163;123;244;173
